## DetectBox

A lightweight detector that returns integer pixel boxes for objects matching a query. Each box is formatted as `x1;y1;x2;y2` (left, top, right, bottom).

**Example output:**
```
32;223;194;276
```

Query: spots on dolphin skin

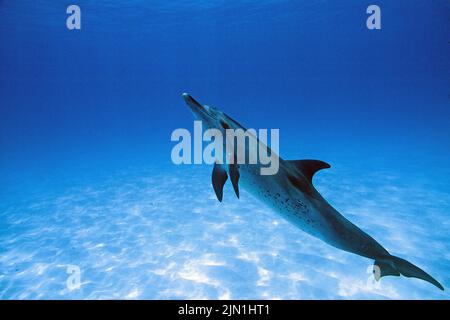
292;199;308;214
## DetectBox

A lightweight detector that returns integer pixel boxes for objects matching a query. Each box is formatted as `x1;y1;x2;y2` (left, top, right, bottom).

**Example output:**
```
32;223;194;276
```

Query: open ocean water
0;1;449;299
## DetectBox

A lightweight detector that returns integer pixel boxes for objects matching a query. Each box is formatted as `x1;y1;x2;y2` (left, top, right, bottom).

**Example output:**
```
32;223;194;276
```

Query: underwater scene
0;1;449;299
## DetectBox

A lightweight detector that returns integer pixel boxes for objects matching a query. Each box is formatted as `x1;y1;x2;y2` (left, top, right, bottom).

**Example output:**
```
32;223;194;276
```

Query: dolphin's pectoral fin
212;162;228;202
287;159;331;183
229;163;240;199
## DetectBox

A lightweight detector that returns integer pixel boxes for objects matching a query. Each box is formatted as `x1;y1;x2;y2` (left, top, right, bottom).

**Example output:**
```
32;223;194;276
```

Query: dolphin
181;93;444;291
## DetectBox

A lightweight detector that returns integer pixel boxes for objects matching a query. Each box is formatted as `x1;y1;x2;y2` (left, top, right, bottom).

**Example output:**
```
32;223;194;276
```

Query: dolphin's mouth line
183;93;202;108
182;93;203;111
182;93;214;120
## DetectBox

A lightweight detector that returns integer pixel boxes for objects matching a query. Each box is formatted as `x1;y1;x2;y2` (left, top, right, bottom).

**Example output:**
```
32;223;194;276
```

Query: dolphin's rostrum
181;93;444;291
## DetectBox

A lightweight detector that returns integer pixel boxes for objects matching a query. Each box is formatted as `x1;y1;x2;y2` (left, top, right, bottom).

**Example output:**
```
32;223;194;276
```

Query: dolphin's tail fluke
374;255;444;290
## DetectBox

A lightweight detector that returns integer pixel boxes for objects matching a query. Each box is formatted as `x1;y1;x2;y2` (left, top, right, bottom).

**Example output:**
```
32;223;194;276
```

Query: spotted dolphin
181;93;444;291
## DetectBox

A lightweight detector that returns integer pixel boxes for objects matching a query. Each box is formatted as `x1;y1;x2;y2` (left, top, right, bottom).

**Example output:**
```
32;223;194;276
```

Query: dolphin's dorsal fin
288;159;331;183
212;162;228;202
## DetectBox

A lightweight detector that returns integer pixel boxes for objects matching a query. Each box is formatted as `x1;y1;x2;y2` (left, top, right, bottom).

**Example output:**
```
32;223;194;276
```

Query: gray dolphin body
182;93;444;291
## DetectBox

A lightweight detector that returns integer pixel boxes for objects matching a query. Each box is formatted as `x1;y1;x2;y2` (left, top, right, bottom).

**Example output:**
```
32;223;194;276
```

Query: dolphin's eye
220;120;230;130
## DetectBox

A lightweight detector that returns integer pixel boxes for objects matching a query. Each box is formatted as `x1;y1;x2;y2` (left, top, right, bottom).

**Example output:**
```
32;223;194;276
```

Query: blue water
1;1;449;299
